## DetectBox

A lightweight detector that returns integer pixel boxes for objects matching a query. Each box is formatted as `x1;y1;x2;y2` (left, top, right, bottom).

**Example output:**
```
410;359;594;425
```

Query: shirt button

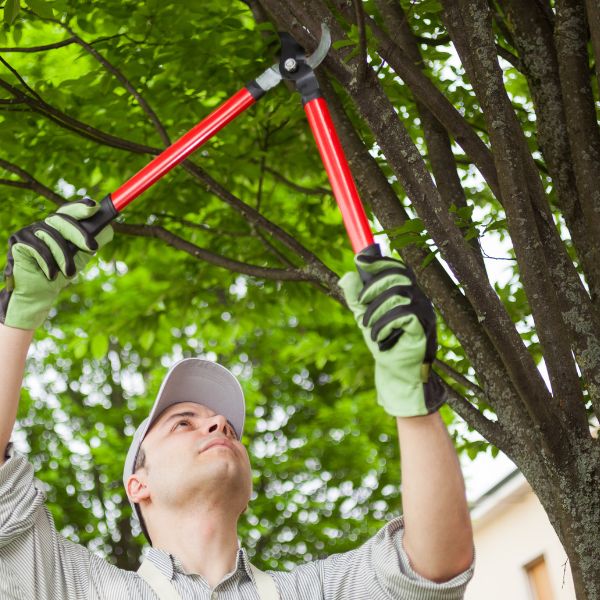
211;593;218;600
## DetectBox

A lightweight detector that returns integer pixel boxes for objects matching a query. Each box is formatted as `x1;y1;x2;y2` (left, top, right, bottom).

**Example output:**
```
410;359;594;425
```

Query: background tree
0;0;598;597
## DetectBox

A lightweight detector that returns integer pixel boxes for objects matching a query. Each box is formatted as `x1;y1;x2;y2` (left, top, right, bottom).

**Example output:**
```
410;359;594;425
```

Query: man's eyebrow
159;410;237;436
161;411;201;429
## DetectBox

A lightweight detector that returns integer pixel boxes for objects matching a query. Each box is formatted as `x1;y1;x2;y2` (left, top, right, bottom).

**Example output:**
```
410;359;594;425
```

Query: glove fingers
56;197;99;220
10;227;59;280
355;253;410;275
34;228;77;278
362;285;411;328
359;270;411;304
45;213;98;252
371;305;423;344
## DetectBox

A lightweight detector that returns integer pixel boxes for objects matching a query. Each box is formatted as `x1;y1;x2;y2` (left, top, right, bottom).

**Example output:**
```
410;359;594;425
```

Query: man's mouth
201;438;234;453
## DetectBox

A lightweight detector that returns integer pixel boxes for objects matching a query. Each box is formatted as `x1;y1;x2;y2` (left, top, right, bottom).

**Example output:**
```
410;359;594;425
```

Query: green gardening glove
339;251;446;417
0;199;114;330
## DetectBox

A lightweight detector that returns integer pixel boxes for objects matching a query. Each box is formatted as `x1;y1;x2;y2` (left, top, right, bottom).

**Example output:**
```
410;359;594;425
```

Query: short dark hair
133;445;151;544
134;446;146;472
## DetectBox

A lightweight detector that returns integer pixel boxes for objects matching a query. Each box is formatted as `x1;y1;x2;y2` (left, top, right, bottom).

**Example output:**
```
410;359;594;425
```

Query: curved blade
306;23;331;70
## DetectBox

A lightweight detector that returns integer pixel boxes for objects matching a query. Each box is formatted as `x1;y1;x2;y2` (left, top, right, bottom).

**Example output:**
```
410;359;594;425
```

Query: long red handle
111;88;257;211
304;97;374;253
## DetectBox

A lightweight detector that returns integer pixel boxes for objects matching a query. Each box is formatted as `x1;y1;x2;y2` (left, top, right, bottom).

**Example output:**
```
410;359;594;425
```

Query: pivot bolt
284;58;298;73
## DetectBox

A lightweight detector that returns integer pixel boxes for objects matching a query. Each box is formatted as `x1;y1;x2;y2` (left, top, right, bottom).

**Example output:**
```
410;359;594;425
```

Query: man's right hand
0;198;114;330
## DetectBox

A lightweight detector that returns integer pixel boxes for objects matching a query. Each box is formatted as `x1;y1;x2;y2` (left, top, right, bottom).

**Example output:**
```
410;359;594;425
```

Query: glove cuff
377;371;447;417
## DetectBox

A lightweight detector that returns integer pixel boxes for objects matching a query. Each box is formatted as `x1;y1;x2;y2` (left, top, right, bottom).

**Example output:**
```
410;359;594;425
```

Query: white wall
465;474;576;600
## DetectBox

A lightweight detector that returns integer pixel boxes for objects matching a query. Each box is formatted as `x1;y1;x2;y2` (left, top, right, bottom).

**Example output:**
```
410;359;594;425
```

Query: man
0;199;474;599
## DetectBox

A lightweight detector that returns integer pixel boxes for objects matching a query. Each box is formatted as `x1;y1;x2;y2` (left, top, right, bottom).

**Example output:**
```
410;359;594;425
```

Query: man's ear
127;472;151;504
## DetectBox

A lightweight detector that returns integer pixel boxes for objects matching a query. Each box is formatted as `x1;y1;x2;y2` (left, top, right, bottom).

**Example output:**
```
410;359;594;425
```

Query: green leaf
139;330;155;351
91;333;109;360
3;0;20;24
72;337;88;360
24;0;53;18
332;38;357;50
420;251;438;269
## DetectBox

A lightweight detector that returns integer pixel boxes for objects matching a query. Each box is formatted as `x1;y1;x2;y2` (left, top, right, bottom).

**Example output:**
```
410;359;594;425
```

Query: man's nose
205;414;230;436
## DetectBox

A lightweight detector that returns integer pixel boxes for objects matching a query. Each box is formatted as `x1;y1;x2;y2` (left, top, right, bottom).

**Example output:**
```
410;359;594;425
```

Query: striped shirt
0;446;473;599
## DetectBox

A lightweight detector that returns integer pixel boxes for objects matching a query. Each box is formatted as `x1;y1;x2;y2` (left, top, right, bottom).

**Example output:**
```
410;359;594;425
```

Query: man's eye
174;420;191;430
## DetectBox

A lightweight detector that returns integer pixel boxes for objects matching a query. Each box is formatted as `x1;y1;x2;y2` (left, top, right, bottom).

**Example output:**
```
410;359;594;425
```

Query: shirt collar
145;545;254;583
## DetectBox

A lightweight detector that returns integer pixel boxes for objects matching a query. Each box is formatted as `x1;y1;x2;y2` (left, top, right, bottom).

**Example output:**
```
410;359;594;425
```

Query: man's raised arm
0;324;34;465
340;251;474;586
0;199;113;464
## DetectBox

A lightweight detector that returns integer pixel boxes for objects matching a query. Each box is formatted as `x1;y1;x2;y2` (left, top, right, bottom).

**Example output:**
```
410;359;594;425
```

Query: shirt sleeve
0;444;93;600
317;517;474;600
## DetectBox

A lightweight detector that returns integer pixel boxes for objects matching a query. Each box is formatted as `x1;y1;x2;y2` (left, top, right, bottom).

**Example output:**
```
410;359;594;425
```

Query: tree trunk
253;1;600;597
521;438;600;600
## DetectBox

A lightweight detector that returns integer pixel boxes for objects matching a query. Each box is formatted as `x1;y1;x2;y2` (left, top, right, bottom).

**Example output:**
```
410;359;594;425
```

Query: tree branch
0;75;157;154
434;358;487;400
0;63;343;297
554;0;600;290
360;11;503;201
375;0;486;270
441;0;590;441
0;54;44;103
262;0;578;444
441;381;508;451
114;223;312;282
1;31;345;300
0;37;76;52
586;0;600;92
0;160;330;288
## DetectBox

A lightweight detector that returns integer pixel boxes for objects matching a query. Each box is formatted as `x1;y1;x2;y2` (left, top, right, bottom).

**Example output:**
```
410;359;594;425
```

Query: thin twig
115;223;312;281
60;24;171;147
152;212;254;237
262;164;330;196
0;55;44;103
442;382;506;448
434;358;487;398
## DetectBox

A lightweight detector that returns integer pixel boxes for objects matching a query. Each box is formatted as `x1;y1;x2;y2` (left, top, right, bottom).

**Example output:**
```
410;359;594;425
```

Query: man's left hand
339;251;446;417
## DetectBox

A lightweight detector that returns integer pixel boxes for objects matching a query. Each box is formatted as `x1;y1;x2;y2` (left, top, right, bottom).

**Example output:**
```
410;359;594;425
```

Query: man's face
131;401;252;518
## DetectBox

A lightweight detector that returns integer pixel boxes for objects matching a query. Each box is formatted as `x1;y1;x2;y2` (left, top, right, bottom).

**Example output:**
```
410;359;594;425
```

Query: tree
0;0;599;597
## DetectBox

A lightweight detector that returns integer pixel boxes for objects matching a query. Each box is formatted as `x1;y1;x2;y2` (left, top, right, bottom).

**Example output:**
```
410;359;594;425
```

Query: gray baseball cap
122;358;246;536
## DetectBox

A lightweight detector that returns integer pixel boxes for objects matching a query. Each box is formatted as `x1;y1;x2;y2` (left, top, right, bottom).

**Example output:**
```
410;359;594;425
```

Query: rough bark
499;0;600;307
555;0;600;260
442;0;592;431
374;0;486;271
586;0;600;92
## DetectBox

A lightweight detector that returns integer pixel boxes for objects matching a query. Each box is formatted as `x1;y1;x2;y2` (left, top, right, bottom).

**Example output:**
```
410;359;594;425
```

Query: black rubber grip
80;194;118;237
66;194;118;254
357;243;382;284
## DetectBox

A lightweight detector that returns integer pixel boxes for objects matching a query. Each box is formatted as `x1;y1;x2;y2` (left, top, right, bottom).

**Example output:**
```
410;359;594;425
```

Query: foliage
0;0;599;594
